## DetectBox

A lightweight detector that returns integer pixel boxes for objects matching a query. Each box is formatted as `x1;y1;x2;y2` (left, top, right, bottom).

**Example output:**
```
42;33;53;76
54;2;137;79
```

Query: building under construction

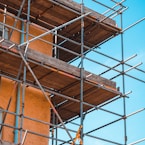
0;0;145;145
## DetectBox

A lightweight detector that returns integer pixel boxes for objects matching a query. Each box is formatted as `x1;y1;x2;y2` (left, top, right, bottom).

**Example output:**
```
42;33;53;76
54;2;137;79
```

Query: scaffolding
0;0;145;145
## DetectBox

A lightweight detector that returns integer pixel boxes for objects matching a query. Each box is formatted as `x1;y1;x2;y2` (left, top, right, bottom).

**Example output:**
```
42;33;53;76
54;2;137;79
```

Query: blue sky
70;0;145;145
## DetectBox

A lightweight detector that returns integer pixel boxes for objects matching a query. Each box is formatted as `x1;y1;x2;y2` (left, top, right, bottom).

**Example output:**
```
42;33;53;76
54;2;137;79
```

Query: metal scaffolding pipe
0;108;62;130
9;0;26;39
84;133;123;145
0;123;68;144
0;68;122;118
110;7;128;19
0;8;26;22
0;1;144;144
2;5;6;39
61;124;124;145
20;65;26;143
100;7;124;23
103;0;125;15
92;0;117;12
86;108;145;138
2;107;144;145
126;108;145;118
100;58;141;76
14;83;21;144
124;54;137;62
120;12;127;145
28;35;81;57
21;130;28;145
125;73;145;84
0;66;122;119
16;48;74;143
18;12;91;47
122;17;145;32
128;138;145;145
49;0;121;33
124;62;142;73
82;45;145;75
80;0;85;143
0;22;25;33
84;56;121;73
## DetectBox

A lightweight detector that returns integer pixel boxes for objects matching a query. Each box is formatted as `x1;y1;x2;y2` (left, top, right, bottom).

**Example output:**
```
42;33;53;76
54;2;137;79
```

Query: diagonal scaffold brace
16;47;75;144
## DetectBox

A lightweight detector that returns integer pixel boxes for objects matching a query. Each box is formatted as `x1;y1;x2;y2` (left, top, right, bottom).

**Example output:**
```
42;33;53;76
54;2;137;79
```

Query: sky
65;0;145;145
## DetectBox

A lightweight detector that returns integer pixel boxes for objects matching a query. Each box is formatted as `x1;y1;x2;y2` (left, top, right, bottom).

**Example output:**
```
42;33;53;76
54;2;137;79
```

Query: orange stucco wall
0;77;51;145
0;12;52;144
0;13;53;56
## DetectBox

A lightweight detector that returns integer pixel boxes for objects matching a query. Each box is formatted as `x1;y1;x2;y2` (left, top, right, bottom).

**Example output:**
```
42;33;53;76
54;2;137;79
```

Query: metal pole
99;54;137;76
20;64;26;143
55;117;58;145
0;64;122;117
110;7;128;19
2;5;7;39
0;8;26;22
18;12;91;47
17;48;74;143
126;108;145;118
125;73;145;84
100;7;124;23
0;121;68;144
128;138;145;145
20;0;31;143
92;0;117;12
21;130;28;145
8;0;26;40
120;12;127;145
54;30;58;58
14;18;25;145
103;0;125;15
84;133;123;145
14;83;21;144
124;62;142;73
80;0;84;143
84;56;121;73
122;17;145;33
24;0;31;55
0;97;12;134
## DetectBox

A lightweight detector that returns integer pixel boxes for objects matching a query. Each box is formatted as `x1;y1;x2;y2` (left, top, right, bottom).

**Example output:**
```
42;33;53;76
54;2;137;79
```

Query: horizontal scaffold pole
18;12;91;47
16;47;75;143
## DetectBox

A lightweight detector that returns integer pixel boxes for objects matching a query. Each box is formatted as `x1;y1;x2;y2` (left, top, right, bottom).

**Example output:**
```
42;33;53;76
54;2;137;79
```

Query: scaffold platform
0;39;121;123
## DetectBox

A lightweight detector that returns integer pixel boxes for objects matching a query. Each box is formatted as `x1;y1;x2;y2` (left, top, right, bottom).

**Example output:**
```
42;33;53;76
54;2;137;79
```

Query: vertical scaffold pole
20;65;26;143
54;30;58;58
52;111;55;145
80;0;84;144
120;12;127;145
20;0;31;143
2;5;7;39
55;117;58;145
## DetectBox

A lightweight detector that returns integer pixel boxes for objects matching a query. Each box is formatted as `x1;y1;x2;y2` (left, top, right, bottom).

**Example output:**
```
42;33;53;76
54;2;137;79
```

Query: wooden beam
26;48;116;88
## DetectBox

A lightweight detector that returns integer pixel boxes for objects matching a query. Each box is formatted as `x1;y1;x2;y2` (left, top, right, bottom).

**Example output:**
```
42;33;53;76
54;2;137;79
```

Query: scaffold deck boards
0;39;121;123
